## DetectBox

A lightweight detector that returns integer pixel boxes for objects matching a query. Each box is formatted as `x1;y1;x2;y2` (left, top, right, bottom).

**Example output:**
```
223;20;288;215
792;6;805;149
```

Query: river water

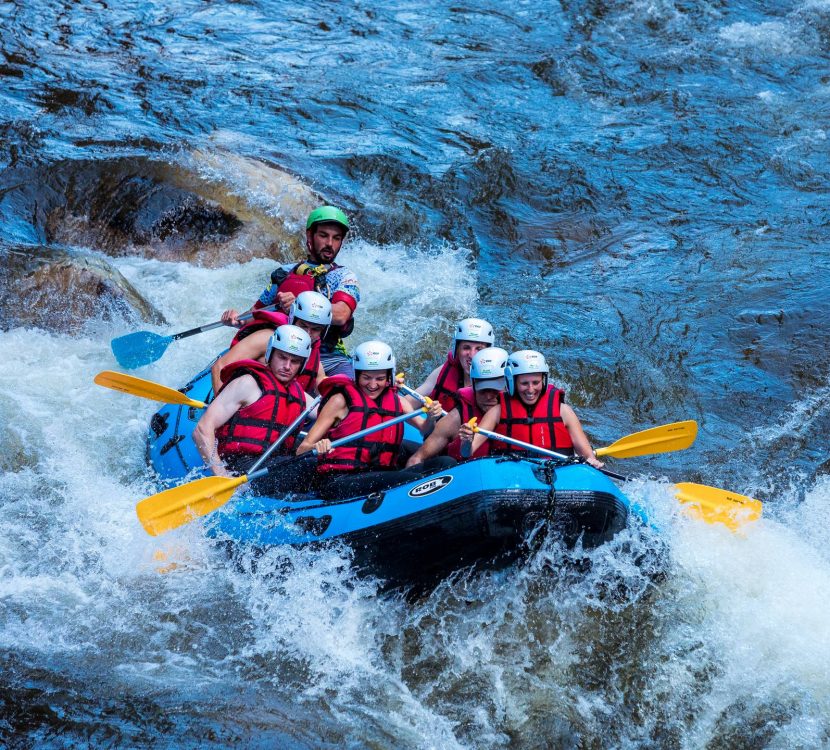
1;1;829;747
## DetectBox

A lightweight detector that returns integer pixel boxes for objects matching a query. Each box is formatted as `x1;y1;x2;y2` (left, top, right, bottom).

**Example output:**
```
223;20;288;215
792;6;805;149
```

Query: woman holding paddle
458;350;604;468
296;340;450;500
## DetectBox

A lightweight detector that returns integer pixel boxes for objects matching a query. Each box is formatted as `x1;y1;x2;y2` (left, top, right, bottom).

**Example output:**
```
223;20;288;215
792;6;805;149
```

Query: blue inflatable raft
147;365;646;586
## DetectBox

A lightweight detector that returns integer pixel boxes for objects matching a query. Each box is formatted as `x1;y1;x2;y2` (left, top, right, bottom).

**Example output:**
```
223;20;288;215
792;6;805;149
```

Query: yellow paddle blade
94;370;206;409
136;474;249;536
595;420;698;458
674;482;763;531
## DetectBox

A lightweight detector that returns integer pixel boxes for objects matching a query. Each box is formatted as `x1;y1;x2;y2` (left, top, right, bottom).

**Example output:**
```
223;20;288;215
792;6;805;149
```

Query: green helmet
306;206;349;234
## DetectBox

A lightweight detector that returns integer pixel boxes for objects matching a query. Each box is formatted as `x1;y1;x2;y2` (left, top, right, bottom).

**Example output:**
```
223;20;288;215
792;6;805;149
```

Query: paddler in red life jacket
405;347;509;466
408;317;496;413
210;290;332;397
295;340;452;501
220;206;359;379
194;325;316;484
458;350;604;468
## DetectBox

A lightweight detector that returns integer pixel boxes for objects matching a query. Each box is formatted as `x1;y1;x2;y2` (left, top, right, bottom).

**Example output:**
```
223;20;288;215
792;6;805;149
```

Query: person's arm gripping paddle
193;374;263;477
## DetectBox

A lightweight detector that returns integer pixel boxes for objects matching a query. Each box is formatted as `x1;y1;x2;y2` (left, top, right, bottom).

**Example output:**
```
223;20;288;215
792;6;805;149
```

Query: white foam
3;236;828;745
718;21;795;54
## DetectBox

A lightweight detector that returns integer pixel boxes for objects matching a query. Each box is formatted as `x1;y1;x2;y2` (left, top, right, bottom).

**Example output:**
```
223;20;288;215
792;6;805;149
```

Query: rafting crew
221;206;359;378
296;340;453;499
210;290;331;396
408;317;496;412
458;350;604;468
405;347;509;466
194;325;317;492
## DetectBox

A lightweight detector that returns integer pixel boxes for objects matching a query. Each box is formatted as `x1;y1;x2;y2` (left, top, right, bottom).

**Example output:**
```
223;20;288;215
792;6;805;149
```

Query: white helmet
289;291;332;338
352;340;396;381
470;346;509;392
453;317;495;351
504;350;549;396
265;324;312;369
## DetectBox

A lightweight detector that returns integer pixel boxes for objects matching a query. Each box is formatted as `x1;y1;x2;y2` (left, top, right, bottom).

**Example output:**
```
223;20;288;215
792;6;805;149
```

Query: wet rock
0;245;164;333
45;173;244;264
4;152;327;268
178;148;326;261
339;152;475;246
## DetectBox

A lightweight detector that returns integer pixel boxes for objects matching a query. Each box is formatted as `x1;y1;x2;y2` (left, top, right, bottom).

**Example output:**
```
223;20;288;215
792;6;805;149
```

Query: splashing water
2;0;830;746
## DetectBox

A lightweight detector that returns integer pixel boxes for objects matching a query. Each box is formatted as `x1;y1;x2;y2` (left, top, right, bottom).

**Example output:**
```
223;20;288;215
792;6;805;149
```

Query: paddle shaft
400;380;626;479
243;404;429;480
247;396;321;474
402;379;598;462
111;305;281;369
400;377;586;462
170;304;275;341
309;406;426;456
398;381;448;416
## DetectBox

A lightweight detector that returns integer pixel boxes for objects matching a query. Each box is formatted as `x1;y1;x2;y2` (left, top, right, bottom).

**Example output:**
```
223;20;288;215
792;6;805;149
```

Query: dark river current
1;1;829;747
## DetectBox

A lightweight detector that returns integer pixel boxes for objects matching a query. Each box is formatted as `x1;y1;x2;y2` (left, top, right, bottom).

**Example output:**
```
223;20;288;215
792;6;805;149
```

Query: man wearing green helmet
221;206;360;377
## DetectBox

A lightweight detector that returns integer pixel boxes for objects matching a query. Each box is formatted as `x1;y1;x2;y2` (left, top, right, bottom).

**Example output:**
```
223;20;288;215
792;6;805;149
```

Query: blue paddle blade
111;331;174;369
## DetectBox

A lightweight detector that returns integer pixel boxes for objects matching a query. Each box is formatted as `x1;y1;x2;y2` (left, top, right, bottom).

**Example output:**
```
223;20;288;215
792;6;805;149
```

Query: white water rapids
1;239;829;748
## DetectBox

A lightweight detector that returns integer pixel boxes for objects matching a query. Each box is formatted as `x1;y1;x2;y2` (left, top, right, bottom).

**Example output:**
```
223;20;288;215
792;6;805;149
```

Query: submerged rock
0;245;164;333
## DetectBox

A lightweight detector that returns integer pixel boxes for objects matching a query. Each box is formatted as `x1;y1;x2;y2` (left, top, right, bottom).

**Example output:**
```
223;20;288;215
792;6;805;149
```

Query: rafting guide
220;206;359;378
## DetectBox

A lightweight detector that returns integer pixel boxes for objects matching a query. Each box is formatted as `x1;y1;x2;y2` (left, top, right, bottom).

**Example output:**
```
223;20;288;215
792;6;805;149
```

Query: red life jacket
429;351;466;413
296;340;322;394
447;386;490;461
273;261;330;297
227;309;321;394
215;360;306;458
316;375;405;473
491;385;574;455
269;262;355;346
230;309;288;347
